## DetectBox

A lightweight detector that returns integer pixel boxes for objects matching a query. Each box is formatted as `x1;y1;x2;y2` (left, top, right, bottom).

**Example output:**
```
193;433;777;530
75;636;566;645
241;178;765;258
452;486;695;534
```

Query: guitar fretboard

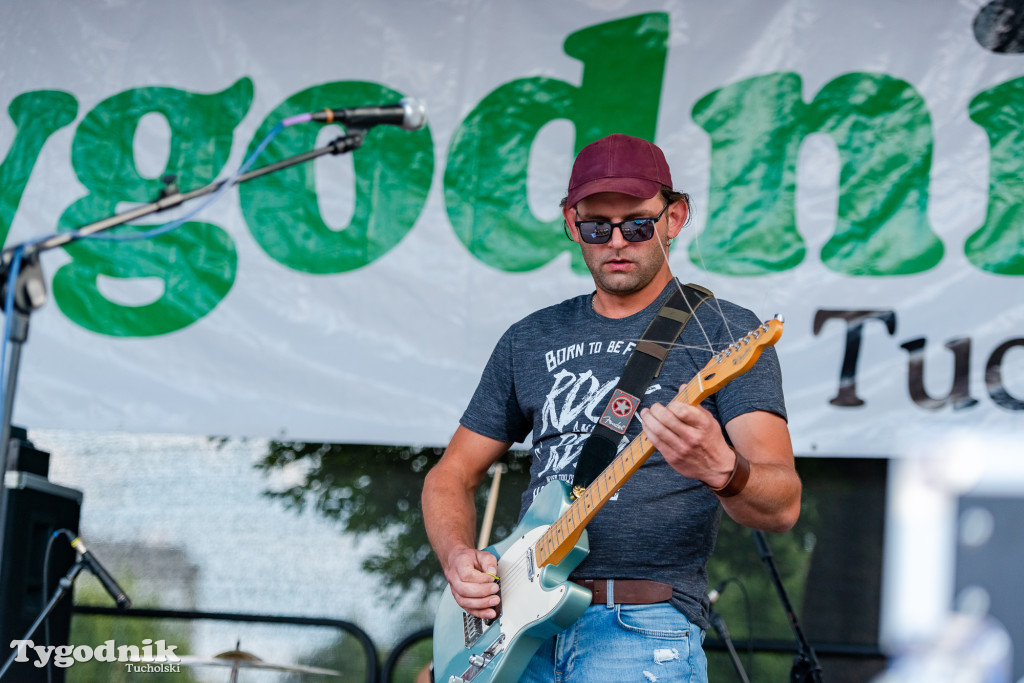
532;381;699;568
530;317;781;569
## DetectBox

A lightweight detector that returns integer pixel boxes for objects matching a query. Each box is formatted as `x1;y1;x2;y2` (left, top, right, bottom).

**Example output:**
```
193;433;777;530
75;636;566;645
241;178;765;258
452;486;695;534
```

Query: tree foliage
256;444;886;681
255;442;530;601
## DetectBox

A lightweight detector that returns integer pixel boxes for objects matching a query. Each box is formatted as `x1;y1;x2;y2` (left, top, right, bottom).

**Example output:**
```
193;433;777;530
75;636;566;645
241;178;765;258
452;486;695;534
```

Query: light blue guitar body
432;480;592;683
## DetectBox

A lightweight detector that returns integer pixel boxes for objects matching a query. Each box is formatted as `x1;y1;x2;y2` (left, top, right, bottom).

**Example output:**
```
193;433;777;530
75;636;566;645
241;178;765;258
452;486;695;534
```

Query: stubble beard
583;240;670;297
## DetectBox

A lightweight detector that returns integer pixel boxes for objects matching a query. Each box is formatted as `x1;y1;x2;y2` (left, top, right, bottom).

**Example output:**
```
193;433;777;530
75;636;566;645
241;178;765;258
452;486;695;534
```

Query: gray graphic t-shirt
459;280;786;628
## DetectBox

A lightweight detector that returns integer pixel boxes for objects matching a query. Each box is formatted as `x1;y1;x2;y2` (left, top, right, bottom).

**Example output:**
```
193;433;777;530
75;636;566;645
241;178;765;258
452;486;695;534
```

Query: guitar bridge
462;610;498;649
462;611;484;649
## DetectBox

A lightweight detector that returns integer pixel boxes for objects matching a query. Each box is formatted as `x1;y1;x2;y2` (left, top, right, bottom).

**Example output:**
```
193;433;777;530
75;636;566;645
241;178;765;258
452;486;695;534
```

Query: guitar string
468;214;764;618
530;207;754;568
555;323;753;546
532;333;749;560
528;344;773;582
658;205;738;352
534;321;752;563
511;323;747;579
535;335;725;558
500;548;537;593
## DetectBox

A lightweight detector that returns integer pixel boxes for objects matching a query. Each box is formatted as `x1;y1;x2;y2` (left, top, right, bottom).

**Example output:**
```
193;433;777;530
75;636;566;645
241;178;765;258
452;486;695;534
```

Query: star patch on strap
599;388;640;434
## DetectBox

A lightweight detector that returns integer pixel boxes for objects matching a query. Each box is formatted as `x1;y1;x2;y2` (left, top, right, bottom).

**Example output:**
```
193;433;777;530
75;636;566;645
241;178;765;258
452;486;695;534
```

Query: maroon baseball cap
566;134;672;208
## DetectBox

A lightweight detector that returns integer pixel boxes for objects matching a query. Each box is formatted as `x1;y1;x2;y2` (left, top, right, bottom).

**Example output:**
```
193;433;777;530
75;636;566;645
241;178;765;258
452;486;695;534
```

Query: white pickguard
492;525;566;648
433;479;593;683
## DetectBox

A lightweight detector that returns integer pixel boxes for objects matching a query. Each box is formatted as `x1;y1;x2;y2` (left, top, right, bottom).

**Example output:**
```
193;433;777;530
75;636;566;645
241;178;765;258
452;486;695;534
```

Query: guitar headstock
693;315;784;399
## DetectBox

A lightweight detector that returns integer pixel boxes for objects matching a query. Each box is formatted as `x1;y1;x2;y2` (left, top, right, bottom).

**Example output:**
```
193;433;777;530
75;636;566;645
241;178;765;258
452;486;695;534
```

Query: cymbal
178;648;340;676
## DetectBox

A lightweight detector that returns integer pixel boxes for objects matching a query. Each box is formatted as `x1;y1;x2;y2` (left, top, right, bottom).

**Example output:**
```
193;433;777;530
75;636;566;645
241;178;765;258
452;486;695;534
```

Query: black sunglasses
574;203;671;244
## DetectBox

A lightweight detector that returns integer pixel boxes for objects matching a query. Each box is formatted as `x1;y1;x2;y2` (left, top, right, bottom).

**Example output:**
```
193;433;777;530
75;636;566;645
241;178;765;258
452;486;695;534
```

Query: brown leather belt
574;579;673;605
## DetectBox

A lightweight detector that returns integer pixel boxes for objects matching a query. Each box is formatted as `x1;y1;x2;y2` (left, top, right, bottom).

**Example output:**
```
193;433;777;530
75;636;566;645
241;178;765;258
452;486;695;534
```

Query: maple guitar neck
532;316;784;569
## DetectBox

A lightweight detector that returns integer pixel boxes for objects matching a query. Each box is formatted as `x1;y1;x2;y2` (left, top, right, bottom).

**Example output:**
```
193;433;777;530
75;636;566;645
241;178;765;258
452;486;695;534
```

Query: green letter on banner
692;72;941;276
0;91;78;245
965;77;1024;275
240;81;433;274
691;73;807;275
813;74;941;275
53;78;252;337
445;13;669;274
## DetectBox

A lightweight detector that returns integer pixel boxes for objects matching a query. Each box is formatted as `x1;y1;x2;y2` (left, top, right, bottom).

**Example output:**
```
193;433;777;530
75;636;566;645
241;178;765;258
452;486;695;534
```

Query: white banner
1;1;1021;454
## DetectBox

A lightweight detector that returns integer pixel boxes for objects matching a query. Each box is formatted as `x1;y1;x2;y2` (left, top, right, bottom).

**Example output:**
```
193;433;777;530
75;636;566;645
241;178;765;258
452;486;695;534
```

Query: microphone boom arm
0;128;366;509
0;131;367;269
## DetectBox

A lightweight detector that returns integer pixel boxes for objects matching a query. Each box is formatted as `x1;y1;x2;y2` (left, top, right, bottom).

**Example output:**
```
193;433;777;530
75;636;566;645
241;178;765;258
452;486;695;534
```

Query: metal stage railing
72;605;379;683
74;605;887;682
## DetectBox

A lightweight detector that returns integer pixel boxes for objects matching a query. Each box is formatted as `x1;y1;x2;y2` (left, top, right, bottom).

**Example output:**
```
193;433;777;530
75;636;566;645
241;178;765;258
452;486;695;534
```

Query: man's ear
563;205;580;243
667;201;688;240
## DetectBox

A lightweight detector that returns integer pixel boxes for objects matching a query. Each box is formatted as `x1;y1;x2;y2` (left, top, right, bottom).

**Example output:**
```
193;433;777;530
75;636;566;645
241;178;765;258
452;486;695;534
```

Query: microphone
70;536;132;609
308;98;427;130
707;580;728;606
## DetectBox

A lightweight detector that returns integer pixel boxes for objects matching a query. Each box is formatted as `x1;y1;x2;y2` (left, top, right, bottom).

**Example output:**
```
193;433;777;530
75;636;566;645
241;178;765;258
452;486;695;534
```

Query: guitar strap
571;282;713;498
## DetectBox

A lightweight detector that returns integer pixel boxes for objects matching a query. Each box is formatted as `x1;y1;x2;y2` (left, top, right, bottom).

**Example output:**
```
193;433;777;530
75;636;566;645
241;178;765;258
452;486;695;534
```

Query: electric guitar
432;316;784;683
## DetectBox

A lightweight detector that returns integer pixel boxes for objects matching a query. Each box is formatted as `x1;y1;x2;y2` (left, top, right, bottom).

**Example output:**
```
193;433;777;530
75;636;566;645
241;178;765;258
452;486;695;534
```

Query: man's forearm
423;426;512;573
423;468;480;571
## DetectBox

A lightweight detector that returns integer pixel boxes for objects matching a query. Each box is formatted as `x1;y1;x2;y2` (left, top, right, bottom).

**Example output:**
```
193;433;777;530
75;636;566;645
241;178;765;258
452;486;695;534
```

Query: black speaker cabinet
0;471;82;682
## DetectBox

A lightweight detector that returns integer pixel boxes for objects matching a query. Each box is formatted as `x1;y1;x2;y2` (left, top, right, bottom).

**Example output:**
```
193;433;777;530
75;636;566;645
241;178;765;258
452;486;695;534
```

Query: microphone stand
0;129;368;524
709;606;751;683
0;130;372;676
752;530;824;683
0;558;84;681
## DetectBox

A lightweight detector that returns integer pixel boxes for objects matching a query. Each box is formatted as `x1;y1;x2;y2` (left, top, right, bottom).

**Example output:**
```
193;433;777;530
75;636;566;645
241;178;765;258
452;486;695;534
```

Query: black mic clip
0;248;47;315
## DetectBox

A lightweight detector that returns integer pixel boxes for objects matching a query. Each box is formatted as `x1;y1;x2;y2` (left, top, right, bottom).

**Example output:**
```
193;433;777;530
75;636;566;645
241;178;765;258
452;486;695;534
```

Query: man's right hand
444;546;502;619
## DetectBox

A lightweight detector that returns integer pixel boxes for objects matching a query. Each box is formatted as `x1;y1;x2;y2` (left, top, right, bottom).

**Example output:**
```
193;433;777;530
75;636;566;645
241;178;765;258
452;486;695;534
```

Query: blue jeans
518;602;707;682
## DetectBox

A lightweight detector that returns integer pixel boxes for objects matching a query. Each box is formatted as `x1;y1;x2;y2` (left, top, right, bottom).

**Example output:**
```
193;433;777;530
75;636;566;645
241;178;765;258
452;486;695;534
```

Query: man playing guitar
423;133;801;682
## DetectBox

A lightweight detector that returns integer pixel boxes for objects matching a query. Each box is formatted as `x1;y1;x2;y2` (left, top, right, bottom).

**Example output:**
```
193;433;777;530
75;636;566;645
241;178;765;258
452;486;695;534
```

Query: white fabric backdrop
1;1;1021;455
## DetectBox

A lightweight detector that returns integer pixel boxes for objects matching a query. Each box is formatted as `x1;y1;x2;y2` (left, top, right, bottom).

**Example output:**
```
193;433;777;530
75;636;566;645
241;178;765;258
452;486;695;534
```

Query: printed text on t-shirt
544;340;637;372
